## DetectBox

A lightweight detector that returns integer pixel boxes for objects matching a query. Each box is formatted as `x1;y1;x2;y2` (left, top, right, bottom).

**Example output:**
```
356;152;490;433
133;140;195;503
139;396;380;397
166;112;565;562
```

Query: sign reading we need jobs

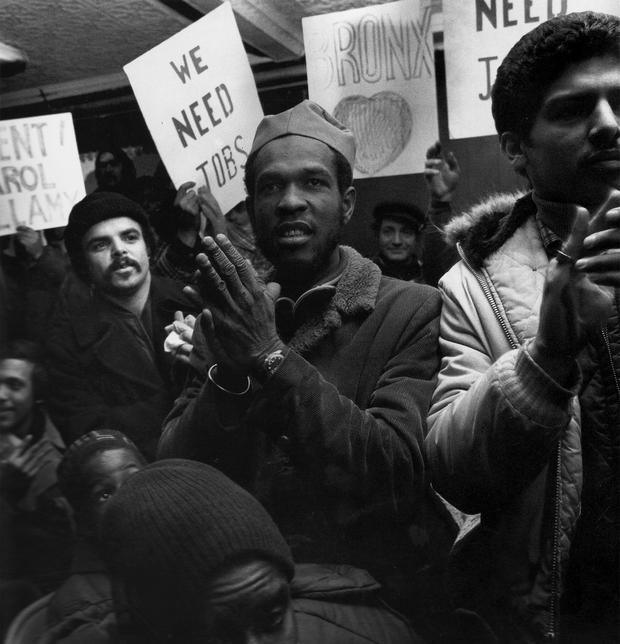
124;3;262;214
0;113;85;236
303;0;438;179
444;0;619;139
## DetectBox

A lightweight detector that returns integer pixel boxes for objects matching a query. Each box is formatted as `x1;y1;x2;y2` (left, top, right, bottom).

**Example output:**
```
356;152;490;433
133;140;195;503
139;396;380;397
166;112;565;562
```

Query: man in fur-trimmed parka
159;101;449;618
425;12;620;643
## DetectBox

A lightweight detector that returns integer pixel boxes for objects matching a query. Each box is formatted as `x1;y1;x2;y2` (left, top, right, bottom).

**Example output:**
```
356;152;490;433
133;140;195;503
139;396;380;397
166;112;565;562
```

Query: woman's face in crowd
82;447;144;529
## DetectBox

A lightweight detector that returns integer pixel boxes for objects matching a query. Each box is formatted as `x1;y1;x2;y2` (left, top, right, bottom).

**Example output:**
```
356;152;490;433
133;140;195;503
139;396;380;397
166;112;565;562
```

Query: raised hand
196;235;283;375
197;187;228;237
424;141;460;202
531;203;617;384
15;226;44;260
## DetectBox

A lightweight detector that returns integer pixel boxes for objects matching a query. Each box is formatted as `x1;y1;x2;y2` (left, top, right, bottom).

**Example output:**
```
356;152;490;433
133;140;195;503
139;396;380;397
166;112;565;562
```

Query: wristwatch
258;348;286;380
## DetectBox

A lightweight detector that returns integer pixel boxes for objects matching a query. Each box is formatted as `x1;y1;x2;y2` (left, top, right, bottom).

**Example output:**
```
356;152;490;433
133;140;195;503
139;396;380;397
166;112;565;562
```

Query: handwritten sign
303;0;438;178
124;3;263;214
0;113;85;236
444;0;619;139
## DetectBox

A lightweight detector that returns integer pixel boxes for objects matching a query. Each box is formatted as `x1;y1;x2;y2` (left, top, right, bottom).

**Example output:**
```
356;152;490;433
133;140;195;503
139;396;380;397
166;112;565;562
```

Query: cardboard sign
0;113;85;236
444;0;620;139
124;3;263;213
303;0;438;178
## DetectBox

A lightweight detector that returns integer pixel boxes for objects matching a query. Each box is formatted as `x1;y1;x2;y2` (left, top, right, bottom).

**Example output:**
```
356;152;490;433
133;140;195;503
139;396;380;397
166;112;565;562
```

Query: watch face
264;349;285;376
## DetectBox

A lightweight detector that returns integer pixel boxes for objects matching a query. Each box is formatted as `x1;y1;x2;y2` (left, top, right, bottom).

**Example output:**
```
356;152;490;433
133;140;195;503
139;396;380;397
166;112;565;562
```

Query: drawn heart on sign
334;91;412;175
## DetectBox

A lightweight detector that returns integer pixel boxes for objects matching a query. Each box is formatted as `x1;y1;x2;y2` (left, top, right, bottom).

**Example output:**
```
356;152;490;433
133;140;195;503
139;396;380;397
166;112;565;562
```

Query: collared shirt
532;193;573;257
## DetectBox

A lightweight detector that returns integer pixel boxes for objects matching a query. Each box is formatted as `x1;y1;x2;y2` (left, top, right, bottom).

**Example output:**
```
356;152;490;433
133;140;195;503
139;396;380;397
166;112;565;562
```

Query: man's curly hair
492;11;619;140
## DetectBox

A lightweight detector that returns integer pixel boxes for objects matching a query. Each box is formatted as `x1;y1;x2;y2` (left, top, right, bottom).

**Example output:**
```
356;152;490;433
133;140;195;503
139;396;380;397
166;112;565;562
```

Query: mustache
106;257;141;275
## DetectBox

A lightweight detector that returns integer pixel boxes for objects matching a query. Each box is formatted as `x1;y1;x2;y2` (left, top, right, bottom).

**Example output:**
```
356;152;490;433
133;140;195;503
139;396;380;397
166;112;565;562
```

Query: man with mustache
46;192;196;460
425;11;620;642
159;101;450;623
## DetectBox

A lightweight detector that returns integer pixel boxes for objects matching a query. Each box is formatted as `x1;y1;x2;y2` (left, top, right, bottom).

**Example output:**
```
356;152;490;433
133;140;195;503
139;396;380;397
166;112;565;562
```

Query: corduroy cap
64;191;152;281
250;99;356;168
101;459;294;596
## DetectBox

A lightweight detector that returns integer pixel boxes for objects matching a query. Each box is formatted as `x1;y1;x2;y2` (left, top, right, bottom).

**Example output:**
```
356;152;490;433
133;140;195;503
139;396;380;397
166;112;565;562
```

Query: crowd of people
0;11;618;644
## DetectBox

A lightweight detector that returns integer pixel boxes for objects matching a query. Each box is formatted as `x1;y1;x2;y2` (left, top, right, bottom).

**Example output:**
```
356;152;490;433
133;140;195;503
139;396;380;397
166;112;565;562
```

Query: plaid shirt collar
531;192;573;257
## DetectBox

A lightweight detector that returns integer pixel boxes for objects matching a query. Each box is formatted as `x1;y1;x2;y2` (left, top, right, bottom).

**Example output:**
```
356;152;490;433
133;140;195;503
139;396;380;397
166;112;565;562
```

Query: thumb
446;151;460;172
562;207;590;261
265;282;281;302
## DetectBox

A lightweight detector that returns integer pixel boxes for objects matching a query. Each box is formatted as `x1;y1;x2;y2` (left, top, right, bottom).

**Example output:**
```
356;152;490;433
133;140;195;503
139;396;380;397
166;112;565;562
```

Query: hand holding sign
124;3;263;214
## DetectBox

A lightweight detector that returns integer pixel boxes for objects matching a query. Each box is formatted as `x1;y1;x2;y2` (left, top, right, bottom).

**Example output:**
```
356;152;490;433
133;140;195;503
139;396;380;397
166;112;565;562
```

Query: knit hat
250;99;356;169
101;459;294;596
64;191;154;282
57;429;145;511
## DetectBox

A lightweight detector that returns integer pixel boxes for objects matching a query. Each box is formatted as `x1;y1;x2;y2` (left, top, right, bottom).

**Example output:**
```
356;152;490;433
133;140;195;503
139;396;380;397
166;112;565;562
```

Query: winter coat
159;246;452;612
425;192;619;642
39;562;423;644
45;274;197;460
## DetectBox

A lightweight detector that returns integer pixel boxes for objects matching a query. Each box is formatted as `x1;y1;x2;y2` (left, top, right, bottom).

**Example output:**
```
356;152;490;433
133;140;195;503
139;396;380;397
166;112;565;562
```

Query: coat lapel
288;247;382;356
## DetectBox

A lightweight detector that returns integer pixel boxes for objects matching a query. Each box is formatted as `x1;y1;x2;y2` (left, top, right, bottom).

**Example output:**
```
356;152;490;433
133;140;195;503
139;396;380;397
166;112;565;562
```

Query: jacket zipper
601;325;620;399
545;445;562;642
458;243;562;641
457;245;519;350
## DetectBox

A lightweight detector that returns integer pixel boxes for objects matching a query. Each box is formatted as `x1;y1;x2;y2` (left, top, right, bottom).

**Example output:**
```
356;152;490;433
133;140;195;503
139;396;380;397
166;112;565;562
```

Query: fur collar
443;191;536;268
288;246;382;355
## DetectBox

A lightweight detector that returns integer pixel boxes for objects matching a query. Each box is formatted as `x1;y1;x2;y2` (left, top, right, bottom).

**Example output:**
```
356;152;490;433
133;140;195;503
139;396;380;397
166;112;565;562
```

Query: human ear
341;186;356;226
500;132;528;176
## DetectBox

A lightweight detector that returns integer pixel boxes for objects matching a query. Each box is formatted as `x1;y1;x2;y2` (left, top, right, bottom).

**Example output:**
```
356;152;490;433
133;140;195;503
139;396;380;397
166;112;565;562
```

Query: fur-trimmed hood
443;191;534;269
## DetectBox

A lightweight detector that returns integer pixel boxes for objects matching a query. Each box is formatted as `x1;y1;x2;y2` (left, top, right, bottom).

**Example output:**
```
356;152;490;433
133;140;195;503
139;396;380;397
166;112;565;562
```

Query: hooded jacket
425;192;619;642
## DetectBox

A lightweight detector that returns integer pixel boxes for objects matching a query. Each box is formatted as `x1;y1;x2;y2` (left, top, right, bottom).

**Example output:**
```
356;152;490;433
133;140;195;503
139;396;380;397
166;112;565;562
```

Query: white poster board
0;113;85;236
444;0;620;139
124;3;263;214
303;0;438;178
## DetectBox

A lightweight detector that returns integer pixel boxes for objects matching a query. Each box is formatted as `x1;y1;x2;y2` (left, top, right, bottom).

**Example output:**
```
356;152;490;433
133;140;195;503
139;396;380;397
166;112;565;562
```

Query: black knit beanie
101;459;294;597
64;191;154;283
58;429;145;511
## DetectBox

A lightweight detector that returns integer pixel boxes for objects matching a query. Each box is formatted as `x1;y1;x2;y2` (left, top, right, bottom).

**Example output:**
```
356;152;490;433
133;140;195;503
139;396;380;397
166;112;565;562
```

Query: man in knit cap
100;459;422;643
159;100;452;620
46;192;197;459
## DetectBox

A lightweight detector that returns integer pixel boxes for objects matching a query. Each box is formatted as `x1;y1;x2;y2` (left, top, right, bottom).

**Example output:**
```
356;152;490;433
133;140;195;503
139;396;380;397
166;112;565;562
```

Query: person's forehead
83;216;142;242
0;359;34;383
254;135;337;175
380;215;417;230
82;447;141;481
205;559;288;608
540;54;620;104
98;152;120;165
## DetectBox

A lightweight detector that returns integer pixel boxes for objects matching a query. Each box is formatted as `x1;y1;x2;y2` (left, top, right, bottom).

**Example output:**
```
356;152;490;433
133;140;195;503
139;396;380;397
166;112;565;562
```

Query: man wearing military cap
159;100;448;615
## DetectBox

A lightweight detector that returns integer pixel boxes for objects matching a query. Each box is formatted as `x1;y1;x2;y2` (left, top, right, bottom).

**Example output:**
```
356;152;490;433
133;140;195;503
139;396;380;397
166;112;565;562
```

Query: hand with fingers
0;437;55;502
174;181;200;222
164;310;197;366
197;186;228;237
531;195;619;384
15;226;44;261
195;234;284;380
424;141;461;202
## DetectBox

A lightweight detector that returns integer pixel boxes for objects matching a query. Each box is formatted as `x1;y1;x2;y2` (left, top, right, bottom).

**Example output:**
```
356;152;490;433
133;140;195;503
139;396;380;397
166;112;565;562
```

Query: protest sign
444;0;619;139
0;113;85;236
303;0;438;178
124;3;263;214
